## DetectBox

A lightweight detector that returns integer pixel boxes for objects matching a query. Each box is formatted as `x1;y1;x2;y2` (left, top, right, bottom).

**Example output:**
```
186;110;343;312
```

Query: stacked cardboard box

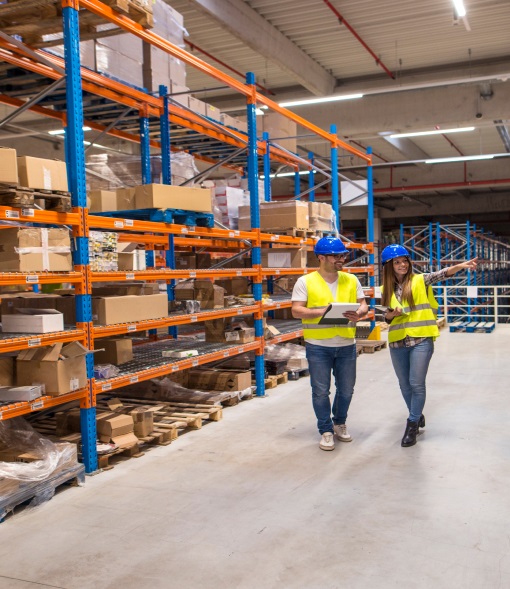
17;156;68;192
205;318;255;344
92;293;168;325
134;184;212;212
239;201;309;231
174;280;225;310
16;342;88;396
0;228;72;272
308;202;334;232
187;368;251;392
261;247;307;268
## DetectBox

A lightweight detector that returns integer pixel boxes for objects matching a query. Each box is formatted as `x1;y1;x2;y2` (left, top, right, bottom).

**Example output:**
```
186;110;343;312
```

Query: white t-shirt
291;273;365;347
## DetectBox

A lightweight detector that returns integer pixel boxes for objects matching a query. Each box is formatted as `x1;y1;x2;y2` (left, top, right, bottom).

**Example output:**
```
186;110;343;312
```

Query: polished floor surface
0;328;509;589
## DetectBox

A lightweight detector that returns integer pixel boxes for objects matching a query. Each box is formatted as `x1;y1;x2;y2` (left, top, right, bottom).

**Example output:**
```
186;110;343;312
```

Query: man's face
320;253;349;271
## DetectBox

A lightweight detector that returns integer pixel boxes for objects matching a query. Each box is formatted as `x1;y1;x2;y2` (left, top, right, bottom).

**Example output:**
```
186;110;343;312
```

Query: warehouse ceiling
168;0;510;237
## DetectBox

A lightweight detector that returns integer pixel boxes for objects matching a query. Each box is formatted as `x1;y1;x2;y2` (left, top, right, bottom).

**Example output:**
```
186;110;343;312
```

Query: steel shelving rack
0;0;374;473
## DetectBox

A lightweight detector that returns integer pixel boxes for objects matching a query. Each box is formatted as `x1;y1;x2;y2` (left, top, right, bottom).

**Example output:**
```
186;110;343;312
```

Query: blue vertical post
159;85;178;339
63;4;97;474
139;113;155;268
308;152;315;202
330;124;340;233
366;147;375;329
436;222;443;315
428;222;434;272
294;170;301;199
410;227;415;261
263;132;271;202
466;220;472;318
246;72;264;397
400;223;404;246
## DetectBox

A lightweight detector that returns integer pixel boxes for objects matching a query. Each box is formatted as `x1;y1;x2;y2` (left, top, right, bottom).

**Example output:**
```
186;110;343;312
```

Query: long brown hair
381;260;416;309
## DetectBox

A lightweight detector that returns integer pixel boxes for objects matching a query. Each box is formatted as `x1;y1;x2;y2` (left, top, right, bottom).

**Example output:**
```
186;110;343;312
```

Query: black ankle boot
419;414;425;428
401;419;419;447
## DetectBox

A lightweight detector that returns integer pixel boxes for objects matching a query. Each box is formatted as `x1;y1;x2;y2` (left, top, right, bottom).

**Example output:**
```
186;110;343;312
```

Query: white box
2;309;64;333
0;385;44;402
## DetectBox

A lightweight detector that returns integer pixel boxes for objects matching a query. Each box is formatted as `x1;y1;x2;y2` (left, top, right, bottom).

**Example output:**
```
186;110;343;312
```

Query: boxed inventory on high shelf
0;0;374;475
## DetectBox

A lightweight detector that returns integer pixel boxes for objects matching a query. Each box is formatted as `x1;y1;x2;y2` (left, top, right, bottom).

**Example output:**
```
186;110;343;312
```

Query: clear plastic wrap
93;364;121;380
264;343;308;372
120;377;251;403
0;418;78;482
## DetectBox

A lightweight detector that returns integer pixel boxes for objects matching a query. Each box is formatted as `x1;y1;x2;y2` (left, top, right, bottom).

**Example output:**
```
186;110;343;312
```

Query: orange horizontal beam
94;340;262;394
0;272;83;286
90;268;259;282
93;305;259;338
0;388;89;421
0;205;82;226
0;329;85;354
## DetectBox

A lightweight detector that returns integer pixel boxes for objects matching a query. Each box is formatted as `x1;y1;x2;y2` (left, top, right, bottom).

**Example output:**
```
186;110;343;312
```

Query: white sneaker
334;424;352;442
319;432;335;451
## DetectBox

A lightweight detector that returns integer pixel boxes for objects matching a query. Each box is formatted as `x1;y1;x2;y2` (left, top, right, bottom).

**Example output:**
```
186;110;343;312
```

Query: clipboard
318;303;360;325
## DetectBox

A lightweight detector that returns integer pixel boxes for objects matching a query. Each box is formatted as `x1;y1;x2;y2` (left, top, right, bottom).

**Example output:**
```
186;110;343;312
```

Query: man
291;236;368;451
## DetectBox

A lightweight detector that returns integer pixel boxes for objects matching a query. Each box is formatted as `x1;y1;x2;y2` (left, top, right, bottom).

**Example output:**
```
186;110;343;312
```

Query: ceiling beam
181;0;336;96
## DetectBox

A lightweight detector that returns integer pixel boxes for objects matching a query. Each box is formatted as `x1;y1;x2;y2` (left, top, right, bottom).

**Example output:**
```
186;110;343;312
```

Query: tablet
318;303;360;325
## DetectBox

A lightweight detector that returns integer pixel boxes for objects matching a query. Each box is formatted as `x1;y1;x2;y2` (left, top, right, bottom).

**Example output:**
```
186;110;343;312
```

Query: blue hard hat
381;244;410;265
314;236;348;255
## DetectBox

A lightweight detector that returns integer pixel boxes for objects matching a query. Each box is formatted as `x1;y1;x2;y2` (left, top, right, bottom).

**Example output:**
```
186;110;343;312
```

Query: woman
380;244;478;447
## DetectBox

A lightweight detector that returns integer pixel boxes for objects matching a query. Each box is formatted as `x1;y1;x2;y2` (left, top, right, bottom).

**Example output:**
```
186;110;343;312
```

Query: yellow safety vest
383;274;439;343
302;271;358;339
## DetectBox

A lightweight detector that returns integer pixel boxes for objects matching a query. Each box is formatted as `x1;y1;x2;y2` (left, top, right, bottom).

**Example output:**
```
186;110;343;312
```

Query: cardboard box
206;103;221;122
286;357;309;371
215;277;250;296
0;357;14;386
116;187;136;210
261;247;307;268
174;252;212;270
17;156;68;191
96;412;134;438
2;308;64;333
89;189;117;213
94;338;133;365
92;283;159;297
0;385;43;402
174;280;224;309
130;407;154;437
16;342;88;396
239;201;309;230
308;202;333;231
0;147;18;184
205;319;254;343
187;368;251;392
307;250;320;268
0;227;72;272
135;184;212;213
92;293;168;325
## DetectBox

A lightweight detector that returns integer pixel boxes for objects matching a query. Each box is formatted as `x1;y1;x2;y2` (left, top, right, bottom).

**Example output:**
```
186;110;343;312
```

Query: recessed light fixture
390;126;475;139
452;0;467;18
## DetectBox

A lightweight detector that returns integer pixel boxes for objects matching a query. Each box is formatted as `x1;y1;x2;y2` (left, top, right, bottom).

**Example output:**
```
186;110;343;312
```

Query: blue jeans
390;338;434;422
305;343;357;435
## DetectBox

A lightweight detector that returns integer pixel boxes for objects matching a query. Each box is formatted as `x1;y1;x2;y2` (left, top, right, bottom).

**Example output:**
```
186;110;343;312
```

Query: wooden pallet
287;368;310;381
101;0;154;27
97;443;145;471
33;189;72;212
0;2;123;47
254;372;289;390
264;227;315;239
0;184;34;207
356;340;387;354
0;463;84;522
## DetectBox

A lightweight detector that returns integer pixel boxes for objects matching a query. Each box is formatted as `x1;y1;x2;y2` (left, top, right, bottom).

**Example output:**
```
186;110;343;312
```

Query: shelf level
0;329;86;353
0;389;89;420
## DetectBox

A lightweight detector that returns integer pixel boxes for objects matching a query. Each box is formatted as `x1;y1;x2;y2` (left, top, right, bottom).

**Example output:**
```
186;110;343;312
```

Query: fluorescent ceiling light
278;94;363;108
452;0;467;17
390;126;474;138
255;108;265;116
261;170;316;179
48;126;92;135
425;154;494;164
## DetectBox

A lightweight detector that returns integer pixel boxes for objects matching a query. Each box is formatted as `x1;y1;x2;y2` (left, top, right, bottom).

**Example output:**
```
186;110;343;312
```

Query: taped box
16;342;88;396
239;201;309;231
94;338;133;365
92;293;168;325
0;227;72;272
0;147;18;184
17;156;68;192
134;184;212;212
89;189;117;213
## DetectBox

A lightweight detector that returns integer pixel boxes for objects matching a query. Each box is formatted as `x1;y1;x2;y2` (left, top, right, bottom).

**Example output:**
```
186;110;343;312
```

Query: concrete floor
1;328;510;589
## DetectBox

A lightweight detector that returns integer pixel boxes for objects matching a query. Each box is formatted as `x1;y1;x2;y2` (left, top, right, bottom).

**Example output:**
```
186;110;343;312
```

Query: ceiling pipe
321;0;395;80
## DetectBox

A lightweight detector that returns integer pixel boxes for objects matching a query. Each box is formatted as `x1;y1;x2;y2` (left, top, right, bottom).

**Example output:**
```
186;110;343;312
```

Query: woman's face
392;256;410;280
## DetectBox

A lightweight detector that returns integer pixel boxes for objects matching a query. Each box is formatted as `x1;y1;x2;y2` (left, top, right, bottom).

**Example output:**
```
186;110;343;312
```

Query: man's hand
343;310;364;323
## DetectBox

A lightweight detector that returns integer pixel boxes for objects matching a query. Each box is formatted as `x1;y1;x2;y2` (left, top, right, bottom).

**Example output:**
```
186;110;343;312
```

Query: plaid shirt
388;268;448;348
